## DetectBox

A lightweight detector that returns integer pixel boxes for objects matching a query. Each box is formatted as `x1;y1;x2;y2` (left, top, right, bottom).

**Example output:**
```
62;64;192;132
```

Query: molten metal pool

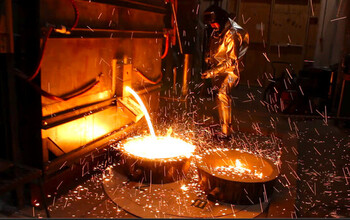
121;135;195;160
197;148;280;205
118;135;195;184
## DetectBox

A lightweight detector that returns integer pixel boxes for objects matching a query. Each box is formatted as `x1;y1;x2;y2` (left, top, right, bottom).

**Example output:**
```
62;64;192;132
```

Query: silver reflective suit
204;18;249;135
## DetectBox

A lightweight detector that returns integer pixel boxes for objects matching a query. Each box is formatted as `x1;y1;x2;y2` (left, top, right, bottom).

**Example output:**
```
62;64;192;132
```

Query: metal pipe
267;0;275;51
173;67;177;94
235;0;241;22
302;0;312;60
171;1;183;54
182;54;192;96
90;0;166;14
72;28;164;34
5;0;14;53
52;28;164;38
337;79;347;118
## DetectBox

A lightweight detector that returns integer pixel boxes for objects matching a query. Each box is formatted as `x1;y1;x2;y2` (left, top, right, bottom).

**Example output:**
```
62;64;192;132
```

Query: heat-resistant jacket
206;18;249;86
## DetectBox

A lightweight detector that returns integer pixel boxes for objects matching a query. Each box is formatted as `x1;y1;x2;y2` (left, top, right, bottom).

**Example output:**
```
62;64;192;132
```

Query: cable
27;27;53;81
69;0;79;30
35;78;100;101
39;73;101;101
28;0;79;82
35;78;100;102
161;33;169;59
15;68;102;102
134;68;162;85
18;0;86;101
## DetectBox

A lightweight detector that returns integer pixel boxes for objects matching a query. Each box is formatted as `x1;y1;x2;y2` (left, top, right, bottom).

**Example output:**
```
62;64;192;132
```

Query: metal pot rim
118;136;194;162
196;149;280;183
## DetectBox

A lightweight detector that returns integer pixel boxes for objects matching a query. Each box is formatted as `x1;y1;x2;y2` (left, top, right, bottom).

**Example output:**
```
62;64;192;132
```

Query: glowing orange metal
214;159;264;179
121;87;195;160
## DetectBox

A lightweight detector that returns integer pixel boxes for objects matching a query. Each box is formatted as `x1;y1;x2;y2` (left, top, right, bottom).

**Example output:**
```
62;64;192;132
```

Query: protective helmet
203;5;229;31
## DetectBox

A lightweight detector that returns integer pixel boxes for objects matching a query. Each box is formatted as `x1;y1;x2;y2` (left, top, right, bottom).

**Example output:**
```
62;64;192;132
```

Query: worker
201;5;249;137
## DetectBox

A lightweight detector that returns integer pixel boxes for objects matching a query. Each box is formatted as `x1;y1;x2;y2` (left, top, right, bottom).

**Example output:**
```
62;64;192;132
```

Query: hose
69;0;79;30
15;68;102;102
134;68;162;85
27;0;79;81
27;27;53;81
161;33;169;59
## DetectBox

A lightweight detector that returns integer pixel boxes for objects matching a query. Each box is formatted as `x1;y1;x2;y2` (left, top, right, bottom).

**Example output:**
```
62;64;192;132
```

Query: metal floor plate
103;166;268;218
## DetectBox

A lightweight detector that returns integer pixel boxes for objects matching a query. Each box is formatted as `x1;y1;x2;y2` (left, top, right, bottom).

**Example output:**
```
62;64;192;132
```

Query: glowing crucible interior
214;159;264;179
122;135;195;159
122;86;195;159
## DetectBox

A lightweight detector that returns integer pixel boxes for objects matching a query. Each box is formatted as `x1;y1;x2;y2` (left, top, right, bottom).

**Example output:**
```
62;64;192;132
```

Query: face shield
204;11;223;33
203;11;217;28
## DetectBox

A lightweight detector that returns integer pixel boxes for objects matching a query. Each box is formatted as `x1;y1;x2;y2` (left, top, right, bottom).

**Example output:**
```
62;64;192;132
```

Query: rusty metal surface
40;0;164;116
41;38;162;116
51;29;164;38
88;0;166;14
40;0;165;30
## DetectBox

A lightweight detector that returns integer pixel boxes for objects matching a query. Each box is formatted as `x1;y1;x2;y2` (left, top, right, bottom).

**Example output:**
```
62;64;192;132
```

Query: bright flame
125;86;156;137
122;135;195;159
214;159;264;179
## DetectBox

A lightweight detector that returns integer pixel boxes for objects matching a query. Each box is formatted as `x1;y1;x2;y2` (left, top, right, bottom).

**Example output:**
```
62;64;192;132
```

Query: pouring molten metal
117;87;195;183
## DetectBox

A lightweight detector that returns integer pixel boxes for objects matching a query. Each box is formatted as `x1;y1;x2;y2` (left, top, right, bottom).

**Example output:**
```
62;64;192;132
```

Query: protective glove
201;70;214;79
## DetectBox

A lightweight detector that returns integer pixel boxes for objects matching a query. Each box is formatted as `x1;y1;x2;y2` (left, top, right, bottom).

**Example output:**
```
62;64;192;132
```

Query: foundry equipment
197;148;280;205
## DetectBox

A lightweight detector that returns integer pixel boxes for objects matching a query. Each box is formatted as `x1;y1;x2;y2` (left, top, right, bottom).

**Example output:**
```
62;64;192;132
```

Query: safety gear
204;17;249;136
203;5;229;33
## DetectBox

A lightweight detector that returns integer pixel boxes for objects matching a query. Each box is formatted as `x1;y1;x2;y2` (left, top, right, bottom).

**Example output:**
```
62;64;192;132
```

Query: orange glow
57;120;107;142
214;159;264;179
42;115;109;154
121;87;195;160
125;86;156;137
121;135;195;159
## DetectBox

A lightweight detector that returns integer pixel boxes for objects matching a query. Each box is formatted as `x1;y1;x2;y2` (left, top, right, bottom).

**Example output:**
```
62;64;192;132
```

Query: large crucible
118;135;195;184
116;86;196;184
196;148;280;205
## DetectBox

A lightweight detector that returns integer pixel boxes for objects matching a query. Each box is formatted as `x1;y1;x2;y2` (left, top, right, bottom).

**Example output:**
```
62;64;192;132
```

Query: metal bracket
114;57;144;122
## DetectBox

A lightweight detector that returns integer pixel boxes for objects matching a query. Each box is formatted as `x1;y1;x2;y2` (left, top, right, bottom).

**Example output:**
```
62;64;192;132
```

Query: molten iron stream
125;86;156;137
122;87;195;159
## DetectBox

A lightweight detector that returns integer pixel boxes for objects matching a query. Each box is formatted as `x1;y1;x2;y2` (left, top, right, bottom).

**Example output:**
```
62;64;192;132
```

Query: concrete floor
1;84;349;218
